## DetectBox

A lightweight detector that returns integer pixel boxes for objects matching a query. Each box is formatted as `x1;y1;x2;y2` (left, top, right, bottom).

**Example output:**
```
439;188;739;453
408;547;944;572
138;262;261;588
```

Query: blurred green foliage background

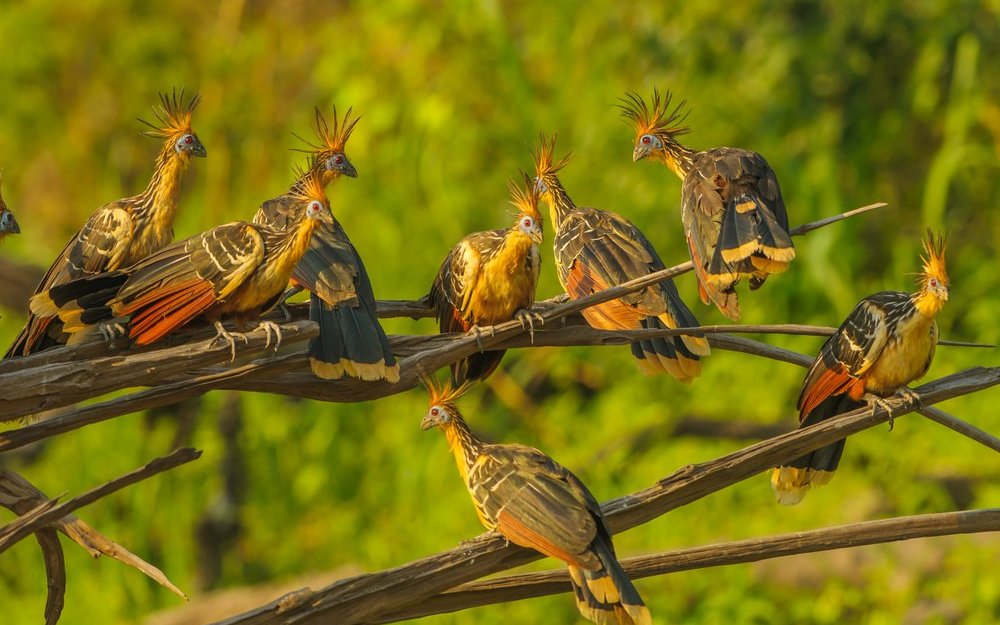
1;1;998;624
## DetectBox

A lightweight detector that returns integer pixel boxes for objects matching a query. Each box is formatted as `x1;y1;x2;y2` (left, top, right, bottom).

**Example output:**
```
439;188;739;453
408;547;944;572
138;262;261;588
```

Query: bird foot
278;302;293;323
514;309;545;344
212;321;249;362
97;321;126;349
467;324;495;351
863;393;898;431
258;320;283;351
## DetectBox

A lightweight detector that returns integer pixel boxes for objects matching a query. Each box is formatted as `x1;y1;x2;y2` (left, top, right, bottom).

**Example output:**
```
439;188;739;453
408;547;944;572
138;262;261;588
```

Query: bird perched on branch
29;169;329;358
533;135;709;381
254;108;398;382
772;232;949;505
0;174;20;240
427;174;543;384
6;90;206;357
421;378;651;625
622;89;794;320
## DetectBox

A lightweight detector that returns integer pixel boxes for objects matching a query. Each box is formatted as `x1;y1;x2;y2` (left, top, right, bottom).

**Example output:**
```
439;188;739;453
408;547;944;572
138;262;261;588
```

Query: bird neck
270;213;321;277
543;179;576;231
136;145;191;231
912;287;947;319
657;142;696;179
443;415;481;484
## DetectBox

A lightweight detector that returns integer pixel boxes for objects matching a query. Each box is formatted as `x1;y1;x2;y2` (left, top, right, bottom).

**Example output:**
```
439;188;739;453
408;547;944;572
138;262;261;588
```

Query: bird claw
863;393;898;431
514;309;545;344
212;321;249;362
278;302;293;323
467;324;495;351
97;321;126;349
258;320;283;351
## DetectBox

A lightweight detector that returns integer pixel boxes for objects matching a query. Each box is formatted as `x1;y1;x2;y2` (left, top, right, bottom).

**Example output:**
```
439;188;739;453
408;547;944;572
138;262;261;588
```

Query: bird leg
467;324;495;351
257;320;284;351
97;320;127;349
212;320;249;362
863;392;899;431
514;308;545;344
277;285;304;321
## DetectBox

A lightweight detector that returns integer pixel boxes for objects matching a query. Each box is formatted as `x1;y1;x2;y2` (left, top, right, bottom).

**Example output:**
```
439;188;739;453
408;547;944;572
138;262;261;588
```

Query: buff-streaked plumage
253;107;397;383
533;135;708;382
30;170;327;350
428;174;543;383
421;378;651;625
7;89;206;357
772;232;949;504
622;88;794;320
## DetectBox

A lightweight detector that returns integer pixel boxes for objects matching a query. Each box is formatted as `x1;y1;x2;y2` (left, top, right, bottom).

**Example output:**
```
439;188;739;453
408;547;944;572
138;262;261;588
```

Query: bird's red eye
334;155;344;164
641;135;652;145
184;135;194;144
523;218;531;227
431;408;439;416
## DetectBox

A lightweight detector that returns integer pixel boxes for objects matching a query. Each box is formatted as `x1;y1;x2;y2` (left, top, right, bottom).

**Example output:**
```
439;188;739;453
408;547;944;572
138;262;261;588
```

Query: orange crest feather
139;88;201;138
532;134;571;181
920;229;948;287
290;162;329;206
618;87;690;140
295;106;361;157
507;171;542;223
421;374;473;413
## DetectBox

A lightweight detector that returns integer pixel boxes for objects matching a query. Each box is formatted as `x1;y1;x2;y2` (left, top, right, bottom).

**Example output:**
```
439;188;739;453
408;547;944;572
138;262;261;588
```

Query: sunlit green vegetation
0;2;997;624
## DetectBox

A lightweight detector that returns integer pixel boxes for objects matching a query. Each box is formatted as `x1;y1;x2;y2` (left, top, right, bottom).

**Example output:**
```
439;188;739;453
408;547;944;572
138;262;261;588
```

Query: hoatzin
421;379;651;625
0;174;19;240
772;232;950;505
622;89;795;320
6;90;206;357
29;170;329;358
427;174;543;383
253;107;398;382
533;135;709;382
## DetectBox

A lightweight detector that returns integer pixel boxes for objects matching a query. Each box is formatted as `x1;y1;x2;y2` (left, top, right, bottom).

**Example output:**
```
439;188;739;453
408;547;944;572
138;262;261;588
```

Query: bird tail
708;191;794;291
28;272;127;335
771;394;863;505
308;292;399;382
568;538;650;625
450;350;506;385
631;278;709;382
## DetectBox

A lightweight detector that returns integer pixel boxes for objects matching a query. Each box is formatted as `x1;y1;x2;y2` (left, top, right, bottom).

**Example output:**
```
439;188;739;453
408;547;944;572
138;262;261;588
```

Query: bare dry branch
379;507;1000;623
34;528;65;625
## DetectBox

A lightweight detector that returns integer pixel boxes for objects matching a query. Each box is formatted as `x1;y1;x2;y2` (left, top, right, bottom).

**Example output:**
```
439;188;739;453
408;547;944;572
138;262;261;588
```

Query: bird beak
191;137;208;158
342;162;358;178
632;145;649;162
420;414;435;430
0;211;18;235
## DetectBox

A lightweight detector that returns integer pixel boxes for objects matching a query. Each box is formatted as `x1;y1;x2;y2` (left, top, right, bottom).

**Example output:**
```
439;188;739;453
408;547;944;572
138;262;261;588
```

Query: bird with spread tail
421;378;652;625
0;174;20;240
533;135;709;381
6;90;206;357
622;89;795;320
772;232;949;505
29;169;329;359
427;173;543;384
254;107;398;383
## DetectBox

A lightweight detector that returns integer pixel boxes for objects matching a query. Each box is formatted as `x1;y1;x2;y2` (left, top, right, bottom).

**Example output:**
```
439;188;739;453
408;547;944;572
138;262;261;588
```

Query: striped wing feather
798;293;904;417
430;229;505;332
291;215;362;306
473;444;601;569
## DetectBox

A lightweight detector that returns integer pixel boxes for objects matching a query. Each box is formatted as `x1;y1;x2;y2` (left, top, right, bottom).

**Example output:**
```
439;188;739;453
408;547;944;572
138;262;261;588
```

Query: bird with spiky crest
30;168;329;359
533;134;709;382
6;89;206;357
427;172;544;384
622;88;794;320
772;231;950;505
0;173;20;240
420;376;652;625
254;107;398;382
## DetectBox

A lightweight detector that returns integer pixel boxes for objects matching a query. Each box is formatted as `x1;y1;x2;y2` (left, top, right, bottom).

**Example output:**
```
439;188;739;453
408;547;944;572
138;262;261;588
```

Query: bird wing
430;229;504;332
473;443;600;568
797;292;908;417
291;214;364;306
114;222;265;344
41;204;133;290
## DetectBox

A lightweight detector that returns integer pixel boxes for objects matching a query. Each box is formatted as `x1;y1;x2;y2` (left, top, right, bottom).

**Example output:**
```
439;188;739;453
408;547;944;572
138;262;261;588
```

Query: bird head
420;376;471;431
139;89;207;159
919;230;949;301
531;134;571;202
618;88;690;165
297;106;360;182
291;164;330;224
509;172;543;245
0;174;19;237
